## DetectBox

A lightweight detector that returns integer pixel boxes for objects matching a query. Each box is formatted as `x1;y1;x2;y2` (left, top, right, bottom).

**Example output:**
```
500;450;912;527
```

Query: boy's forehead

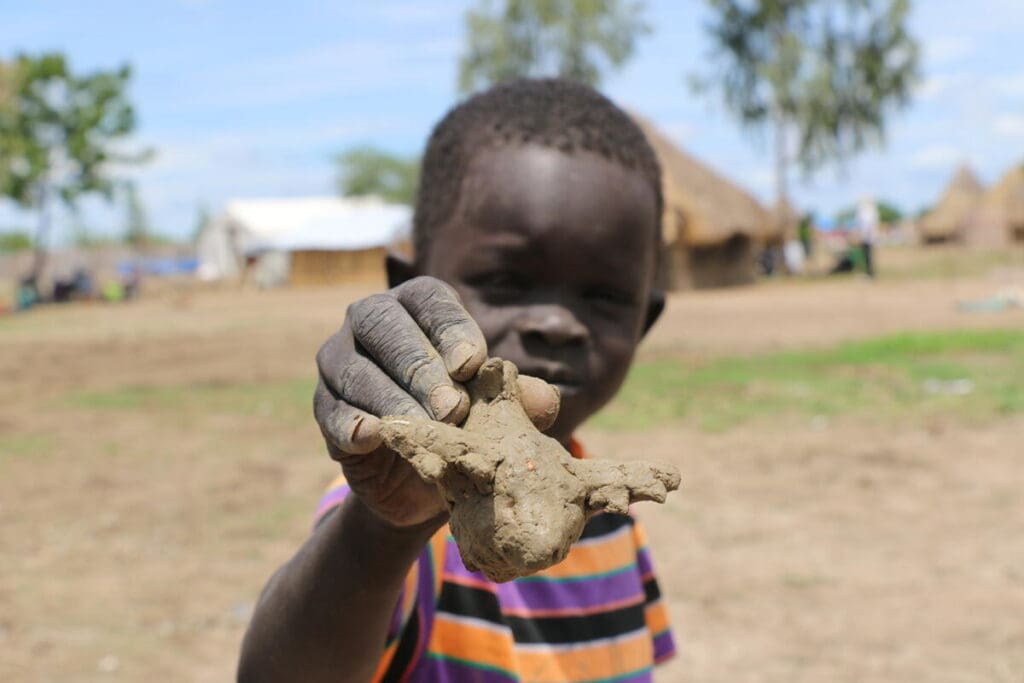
436;143;658;254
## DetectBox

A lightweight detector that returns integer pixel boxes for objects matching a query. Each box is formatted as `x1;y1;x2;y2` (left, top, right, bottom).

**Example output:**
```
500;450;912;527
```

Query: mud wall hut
635;116;776;290
917;165;985;244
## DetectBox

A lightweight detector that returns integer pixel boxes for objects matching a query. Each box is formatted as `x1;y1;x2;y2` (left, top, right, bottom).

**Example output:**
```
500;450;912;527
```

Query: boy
239;78;676;682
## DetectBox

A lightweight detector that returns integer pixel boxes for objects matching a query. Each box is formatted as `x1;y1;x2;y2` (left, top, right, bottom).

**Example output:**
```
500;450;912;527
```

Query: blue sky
2;0;1024;242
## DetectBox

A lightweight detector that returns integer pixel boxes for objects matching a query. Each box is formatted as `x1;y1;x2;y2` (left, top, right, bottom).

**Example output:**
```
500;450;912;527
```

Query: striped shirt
314;440;676;683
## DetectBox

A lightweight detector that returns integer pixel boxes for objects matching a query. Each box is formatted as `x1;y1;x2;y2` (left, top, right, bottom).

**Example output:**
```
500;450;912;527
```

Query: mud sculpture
379;358;681;582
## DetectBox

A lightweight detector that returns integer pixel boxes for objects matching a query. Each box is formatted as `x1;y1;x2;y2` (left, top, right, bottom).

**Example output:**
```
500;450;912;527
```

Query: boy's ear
642;289;665;337
386;251;419;289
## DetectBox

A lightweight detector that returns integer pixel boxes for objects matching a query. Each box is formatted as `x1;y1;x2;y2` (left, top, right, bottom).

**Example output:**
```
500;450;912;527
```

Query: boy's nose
515;306;589;347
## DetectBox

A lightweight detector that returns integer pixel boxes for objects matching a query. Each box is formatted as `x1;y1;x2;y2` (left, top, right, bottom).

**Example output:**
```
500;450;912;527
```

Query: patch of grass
0;433;52;458
594;329;1024;433
876;246;1024;281
64;377;316;425
0;434;53;473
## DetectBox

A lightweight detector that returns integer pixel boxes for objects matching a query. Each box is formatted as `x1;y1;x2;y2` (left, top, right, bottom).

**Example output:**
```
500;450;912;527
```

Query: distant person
15;276;41;311
798;212;814;259
856;196;879;278
239;79;677;682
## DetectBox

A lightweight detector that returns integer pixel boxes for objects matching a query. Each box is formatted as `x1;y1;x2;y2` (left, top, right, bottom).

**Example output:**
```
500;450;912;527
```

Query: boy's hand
314;276;560;528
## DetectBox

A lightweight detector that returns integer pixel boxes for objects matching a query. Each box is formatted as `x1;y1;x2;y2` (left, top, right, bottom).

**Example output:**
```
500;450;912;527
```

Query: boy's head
388;78;663;441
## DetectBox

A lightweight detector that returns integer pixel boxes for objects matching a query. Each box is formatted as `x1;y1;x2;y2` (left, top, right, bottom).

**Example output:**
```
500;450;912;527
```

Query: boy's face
416;144;661;442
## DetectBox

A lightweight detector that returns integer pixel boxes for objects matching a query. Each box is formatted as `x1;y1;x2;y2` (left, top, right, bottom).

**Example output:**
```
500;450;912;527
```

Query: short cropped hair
413;78;662;261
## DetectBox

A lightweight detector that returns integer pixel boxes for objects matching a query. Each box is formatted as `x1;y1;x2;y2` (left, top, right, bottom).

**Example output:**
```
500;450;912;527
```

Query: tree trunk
29;182;51;282
773;108;790;238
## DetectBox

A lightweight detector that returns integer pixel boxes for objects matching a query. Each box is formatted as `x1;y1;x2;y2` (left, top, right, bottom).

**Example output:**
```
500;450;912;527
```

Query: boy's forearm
238;495;444;683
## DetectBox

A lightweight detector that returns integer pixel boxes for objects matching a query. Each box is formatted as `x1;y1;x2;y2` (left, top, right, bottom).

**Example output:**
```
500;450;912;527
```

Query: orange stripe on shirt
644;601;671;635
513;630;652;682
533;528;636;579
430;614;517;672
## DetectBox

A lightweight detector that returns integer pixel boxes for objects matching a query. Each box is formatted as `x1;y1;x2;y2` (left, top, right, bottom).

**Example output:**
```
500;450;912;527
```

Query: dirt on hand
380;358;681;582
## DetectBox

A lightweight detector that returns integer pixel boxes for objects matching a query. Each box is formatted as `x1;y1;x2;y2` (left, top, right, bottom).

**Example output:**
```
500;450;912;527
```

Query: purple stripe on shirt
496;569;645;614
313;483;350;525
635;547;655;578
407;541;439;675
441;538;645;614
653;629;677;663
413;656;518;683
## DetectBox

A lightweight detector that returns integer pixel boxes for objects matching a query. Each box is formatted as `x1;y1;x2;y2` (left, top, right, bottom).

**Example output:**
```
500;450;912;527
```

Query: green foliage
594;329;1024;432
835;199;904;225
694;0;920;174
336;146;419;205
69;221;119;248
0;52;151;274
458;0;649;93
123;182;151;248
0;53;147;207
0;230;32;252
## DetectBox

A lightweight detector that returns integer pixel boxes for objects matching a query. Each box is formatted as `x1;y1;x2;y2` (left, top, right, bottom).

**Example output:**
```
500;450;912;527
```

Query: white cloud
910;144;961;170
991;72;1024;99
169;38;460;112
925;36;974;66
994;113;1024;138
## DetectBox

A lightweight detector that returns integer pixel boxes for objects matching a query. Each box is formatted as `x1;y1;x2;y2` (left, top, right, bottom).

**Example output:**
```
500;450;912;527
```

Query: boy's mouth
518;363;582;394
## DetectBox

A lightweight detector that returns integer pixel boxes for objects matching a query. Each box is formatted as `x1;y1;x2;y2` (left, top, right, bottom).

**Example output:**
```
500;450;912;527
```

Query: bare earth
2;255;1023;682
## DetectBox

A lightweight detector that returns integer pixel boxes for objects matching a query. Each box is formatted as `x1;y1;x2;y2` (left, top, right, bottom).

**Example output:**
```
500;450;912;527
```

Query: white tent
196;196;411;281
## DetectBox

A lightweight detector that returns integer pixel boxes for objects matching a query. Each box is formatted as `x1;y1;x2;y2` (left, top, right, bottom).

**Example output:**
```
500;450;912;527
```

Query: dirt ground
2;249;1023;682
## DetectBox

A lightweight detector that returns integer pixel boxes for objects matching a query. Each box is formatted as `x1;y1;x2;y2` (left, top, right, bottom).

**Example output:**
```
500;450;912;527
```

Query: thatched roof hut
917;165;985;243
637;116;773;247
966;165;1024;247
635;116;775;289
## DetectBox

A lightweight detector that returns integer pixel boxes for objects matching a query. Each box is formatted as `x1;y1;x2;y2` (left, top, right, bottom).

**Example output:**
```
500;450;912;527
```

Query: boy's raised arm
236;274;565;679
239;277;483;681
239;277;561;681
237;493;444;683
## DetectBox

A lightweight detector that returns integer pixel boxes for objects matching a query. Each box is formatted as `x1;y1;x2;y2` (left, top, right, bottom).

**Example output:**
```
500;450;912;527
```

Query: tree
192;202;211;242
458;0;649;94
692;0;920;233
0;230;32;252
0;52;150;278
835;198;903;226
123;182;151;249
336;146;419;206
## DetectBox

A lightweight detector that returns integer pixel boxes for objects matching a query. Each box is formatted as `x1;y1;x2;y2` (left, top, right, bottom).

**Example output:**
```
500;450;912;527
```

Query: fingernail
429;385;464;422
347;414;381;453
448;342;480;380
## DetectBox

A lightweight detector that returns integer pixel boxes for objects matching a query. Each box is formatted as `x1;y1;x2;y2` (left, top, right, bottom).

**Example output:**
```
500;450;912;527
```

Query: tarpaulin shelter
196;196;411;286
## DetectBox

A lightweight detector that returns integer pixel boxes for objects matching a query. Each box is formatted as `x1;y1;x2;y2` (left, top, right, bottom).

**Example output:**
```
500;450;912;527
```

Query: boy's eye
466;271;530;297
582;285;634;307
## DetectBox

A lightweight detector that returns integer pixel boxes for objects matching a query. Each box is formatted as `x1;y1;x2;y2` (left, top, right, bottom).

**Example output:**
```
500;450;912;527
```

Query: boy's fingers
348;293;470;424
314;379;383;456
517;375;561;432
394;277;487;382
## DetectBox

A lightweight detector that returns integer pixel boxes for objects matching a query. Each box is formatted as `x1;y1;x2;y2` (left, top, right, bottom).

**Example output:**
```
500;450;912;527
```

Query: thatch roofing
634;115;774;247
966;164;1024;247
918;165;985;241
